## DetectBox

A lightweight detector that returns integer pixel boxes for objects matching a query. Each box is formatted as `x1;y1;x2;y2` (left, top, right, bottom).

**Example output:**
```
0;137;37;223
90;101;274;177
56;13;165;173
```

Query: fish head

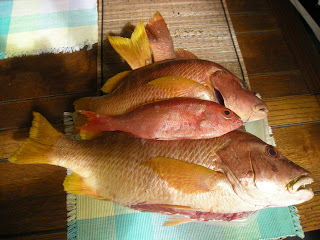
202;103;243;134
211;70;269;122
216;135;314;208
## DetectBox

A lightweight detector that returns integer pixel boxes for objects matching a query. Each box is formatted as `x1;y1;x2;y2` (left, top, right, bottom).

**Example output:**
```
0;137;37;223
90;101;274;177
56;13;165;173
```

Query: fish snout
253;104;269;114
233;119;244;128
250;103;269;121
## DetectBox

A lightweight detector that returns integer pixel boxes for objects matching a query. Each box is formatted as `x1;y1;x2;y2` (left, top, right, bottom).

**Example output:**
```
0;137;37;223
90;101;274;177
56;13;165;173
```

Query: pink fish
77;98;243;140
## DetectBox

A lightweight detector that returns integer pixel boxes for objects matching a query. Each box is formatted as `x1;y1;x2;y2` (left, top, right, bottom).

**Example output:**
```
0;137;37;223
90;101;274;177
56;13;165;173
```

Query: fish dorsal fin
64;172;107;200
142;157;223;194
175;48;198;59
148;76;213;100
145;11;176;61
107;21;152;70
80;130;104;140
101;70;131;93
163;216;192;226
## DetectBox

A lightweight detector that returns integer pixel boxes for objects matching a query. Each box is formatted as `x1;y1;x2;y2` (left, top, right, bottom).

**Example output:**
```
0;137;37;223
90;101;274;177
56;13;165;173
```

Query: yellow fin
80;130;104;140
163;216;192;226
101;70;131;93
148;76;213;99
9;112;63;165
107;21;152;70
73;96;92;111
142;157;222;194
64;172;107;200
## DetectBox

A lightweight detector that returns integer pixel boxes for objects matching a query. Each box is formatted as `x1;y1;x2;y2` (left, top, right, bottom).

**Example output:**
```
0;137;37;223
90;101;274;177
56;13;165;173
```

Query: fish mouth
287;174;314;193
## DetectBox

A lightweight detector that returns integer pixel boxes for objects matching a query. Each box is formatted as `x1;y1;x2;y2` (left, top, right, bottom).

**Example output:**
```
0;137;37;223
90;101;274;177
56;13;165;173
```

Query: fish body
74;58;268;122
78;98;243;140
10;113;314;224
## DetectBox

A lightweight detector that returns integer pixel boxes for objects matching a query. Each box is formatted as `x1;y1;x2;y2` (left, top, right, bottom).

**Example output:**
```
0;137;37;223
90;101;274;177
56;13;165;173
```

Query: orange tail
77;110;116;132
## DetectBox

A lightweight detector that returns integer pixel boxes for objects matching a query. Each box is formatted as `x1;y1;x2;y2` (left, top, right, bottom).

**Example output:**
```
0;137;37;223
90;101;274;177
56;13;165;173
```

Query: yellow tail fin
107;21;152;70
9;112;63;165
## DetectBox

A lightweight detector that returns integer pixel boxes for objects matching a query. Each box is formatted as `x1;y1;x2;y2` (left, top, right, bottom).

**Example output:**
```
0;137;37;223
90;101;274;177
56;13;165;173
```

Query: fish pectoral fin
175;48;198;59
163;216;192;227
79;130;104;140
107;21;152;70
9;112;62;165
64;172;106;200
101;70;132;93
148;76;209;97
142;157;224;194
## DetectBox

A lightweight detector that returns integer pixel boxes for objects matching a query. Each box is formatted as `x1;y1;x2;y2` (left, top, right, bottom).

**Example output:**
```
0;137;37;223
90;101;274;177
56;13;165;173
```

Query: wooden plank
269;0;320;94
249;71;310;99
0;47;97;102
225;0;271;14
272;123;320;192
297;193;320;232
236;32;299;74
0;162;67;235
231;12;279;33
0;124;64;159
0;231;66;240
266;95;320;127
0;92;94;130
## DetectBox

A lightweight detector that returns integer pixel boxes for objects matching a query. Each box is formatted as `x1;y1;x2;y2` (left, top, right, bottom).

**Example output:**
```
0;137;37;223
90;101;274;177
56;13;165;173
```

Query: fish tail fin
107;21;152;70
145;12;176;61
77;110;115;132
9;112;63;165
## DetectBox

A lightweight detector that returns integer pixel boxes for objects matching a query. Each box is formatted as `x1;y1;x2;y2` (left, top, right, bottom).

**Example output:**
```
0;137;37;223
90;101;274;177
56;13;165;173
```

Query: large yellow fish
9;113;313;225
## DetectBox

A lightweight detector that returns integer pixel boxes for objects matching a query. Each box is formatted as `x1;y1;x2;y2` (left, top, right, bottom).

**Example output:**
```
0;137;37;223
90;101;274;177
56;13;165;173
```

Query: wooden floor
1;0;320;239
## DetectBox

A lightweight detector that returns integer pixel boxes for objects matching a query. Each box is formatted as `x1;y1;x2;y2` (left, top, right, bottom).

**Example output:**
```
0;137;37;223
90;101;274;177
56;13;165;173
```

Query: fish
74;59;268;122
77;98;243;140
9;112;314;226
77;13;268;123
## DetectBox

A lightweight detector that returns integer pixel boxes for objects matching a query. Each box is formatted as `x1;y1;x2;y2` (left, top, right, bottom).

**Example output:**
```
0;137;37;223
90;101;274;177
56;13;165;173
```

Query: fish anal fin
9;112;62;165
175;48;198;59
64;172;106;200
142;157;222;194
107;21;152;69
156;204;198;211
101;70;131;93
163;216;192;226
148;76;214;101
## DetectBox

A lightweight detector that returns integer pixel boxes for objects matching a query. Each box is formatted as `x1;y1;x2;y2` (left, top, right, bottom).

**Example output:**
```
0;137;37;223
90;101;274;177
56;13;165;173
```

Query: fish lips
286;174;314;201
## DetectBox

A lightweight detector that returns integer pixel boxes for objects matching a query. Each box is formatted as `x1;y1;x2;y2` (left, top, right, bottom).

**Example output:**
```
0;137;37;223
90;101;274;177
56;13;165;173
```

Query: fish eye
266;146;278;158
222;110;233;119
